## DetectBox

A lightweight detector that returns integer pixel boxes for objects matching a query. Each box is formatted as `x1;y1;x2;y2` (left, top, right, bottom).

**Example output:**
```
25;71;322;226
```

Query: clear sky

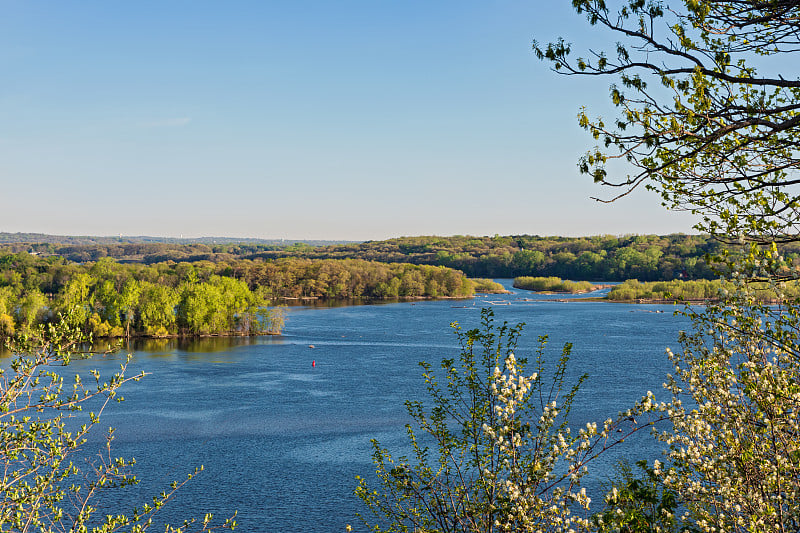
0;0;699;240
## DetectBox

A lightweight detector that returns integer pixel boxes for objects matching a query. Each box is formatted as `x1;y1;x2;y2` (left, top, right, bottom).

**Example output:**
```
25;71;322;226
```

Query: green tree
55;273;93;328
0;312;14;338
137;282;179;336
176;283;222;335
511;249;546;275
13;289;48;331
93;279;122;327
209;275;262;333
118;278;141;338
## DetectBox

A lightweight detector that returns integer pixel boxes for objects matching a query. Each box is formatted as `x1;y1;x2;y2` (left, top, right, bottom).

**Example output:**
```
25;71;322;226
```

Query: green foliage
592;460;683;533
245;234;721;281
0;252;474;339
607;275;800;303
513;276;596;293
535;3;800;531
138;282;179;333
607;279;729;301
0;257;283;338
0;252;472;337
654;271;800;532
252;259;474;300
2;232;735;283
0;318;236;532
13;289;48;330
0;313;14;338
469;278;507;293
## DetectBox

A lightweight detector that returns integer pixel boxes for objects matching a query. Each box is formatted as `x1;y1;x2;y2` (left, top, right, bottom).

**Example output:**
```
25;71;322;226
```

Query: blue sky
0;1;698;240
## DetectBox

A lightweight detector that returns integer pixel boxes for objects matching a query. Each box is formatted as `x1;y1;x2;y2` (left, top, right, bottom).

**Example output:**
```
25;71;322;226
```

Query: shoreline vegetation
468;278;510;294
605;279;800;304
279;281;509;303
514;277;800;304
0;252;479;341
512;276;611;294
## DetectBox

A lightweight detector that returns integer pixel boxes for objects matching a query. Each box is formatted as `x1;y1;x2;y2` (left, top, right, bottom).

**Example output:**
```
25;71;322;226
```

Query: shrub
0;318;236;532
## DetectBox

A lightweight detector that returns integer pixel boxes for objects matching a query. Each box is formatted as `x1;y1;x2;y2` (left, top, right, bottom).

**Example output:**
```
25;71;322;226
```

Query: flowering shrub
653;251;800;532
592;245;800;532
355;309;631;533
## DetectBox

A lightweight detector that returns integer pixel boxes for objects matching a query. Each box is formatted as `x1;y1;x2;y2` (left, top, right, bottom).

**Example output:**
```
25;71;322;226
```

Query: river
59;280;689;532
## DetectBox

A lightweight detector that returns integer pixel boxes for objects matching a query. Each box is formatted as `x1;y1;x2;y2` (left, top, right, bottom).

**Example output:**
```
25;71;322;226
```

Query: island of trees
513;276;602;294
0;252;482;340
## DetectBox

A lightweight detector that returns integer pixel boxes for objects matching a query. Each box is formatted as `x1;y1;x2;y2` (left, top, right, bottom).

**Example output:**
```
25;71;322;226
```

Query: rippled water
62;280;689;532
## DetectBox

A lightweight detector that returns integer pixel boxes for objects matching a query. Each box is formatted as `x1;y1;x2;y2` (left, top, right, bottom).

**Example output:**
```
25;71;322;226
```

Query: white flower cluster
480;352;601;533
657;268;800;533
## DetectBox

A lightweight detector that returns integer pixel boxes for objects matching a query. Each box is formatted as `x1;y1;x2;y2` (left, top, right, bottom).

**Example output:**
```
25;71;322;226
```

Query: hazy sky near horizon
1;1;699;240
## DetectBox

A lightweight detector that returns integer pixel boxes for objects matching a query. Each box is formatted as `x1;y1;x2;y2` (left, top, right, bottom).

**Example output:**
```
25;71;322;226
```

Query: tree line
194;233;727;280
5;233;761;281
606;278;800;303
0;253;475;339
0;262;280;339
26;232;800;282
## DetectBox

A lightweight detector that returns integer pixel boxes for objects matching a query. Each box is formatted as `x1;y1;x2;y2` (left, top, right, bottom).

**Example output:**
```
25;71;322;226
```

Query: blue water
63;281;689;532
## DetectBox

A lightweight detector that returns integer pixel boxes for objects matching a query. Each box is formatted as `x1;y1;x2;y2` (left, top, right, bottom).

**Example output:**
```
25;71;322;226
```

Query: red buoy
312;360;316;367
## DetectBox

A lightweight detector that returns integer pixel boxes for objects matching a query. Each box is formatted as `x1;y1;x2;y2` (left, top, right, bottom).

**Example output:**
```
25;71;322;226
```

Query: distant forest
0;232;349;247
2;233;765;281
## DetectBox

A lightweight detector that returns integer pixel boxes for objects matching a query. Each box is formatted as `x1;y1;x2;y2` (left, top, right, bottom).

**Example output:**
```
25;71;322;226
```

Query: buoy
312;360;316;368
309;344;315;348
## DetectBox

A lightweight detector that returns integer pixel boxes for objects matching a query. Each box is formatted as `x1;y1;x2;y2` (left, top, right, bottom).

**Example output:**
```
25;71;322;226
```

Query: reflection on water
0;334;285;360
280;296;473;308
128;334;285;354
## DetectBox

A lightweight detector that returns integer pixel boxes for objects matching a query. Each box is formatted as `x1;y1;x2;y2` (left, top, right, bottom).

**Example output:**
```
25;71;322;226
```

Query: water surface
64;280;689;532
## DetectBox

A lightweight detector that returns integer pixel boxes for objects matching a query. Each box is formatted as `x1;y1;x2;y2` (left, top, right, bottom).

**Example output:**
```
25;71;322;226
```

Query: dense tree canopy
0;253;476;339
249;234;722;280
32;232;800;281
